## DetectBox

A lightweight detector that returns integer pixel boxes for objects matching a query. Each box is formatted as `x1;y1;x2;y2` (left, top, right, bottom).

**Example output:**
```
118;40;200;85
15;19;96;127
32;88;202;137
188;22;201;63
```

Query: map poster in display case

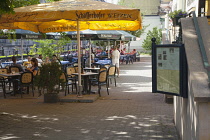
152;41;188;98
156;47;180;94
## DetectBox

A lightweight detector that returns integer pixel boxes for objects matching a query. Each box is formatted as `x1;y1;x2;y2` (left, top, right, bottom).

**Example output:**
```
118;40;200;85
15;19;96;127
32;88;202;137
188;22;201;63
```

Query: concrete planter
44;93;59;103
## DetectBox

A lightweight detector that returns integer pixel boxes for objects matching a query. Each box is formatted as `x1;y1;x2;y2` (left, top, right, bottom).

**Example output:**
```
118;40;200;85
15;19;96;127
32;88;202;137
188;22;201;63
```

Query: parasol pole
77;20;82;97
21;36;24;61
108;40;110;58
89;39;92;67
120;40;122;51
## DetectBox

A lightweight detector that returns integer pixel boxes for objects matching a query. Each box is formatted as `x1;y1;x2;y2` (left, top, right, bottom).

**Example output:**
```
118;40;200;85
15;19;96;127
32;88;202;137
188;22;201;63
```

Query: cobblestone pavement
0;56;179;140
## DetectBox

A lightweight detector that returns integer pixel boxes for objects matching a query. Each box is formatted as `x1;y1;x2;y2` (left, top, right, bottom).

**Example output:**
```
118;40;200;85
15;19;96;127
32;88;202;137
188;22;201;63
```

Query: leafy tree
127;24;149;37
29;33;71;59
0;0;60;14
0;0;60;39
54;32;71;57
29;39;56;58
117;0;148;37
0;0;14;14
142;27;162;51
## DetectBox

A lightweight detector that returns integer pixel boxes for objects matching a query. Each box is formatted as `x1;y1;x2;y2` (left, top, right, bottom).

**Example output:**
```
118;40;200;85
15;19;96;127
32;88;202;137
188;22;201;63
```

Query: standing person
26;58;39;76
111;46;120;77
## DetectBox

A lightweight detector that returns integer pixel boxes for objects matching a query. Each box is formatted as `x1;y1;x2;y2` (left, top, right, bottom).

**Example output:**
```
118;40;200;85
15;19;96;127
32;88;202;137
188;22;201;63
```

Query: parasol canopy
0;0;142;33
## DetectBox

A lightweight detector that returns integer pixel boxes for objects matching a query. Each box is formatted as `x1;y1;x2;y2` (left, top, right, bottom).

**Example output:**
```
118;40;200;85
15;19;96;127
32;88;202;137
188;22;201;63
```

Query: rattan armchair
9;66;21;73
60;72;77;96
18;72;34;98
0;77;6;98
107;65;117;87
0;68;12;91
89;70;109;96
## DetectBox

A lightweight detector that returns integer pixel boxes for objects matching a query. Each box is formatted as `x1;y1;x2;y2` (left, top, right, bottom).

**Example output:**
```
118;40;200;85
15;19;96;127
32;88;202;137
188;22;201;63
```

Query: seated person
43;56;51;64
11;56;24;72
130;49;137;55
26;58;39;76
51;55;59;63
36;54;43;63
100;50;107;56
23;56;32;68
120;48;126;55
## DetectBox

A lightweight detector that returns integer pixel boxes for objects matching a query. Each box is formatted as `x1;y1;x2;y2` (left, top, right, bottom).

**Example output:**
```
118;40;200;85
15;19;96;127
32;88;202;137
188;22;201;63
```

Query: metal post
108;40;110;58
89;39;92;67
77;20;82;97
21;37;24;60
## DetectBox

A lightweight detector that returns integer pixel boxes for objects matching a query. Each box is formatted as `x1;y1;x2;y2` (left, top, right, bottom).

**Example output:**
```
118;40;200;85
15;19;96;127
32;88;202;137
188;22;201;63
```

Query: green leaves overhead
29;33;71;59
0;0;14;14
0;0;60;15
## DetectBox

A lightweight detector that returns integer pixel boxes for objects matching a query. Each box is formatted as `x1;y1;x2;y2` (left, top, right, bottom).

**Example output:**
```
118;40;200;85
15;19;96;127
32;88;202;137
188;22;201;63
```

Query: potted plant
34;62;64;103
168;10;188;26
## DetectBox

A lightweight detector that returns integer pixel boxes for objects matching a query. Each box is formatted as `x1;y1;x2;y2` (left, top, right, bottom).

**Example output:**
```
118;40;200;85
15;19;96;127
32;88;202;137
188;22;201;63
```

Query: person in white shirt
111;46;120;77
37;54;43;63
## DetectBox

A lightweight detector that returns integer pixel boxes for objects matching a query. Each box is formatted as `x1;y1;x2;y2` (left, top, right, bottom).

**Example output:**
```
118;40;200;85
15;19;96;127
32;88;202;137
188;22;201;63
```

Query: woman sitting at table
26;58;39;76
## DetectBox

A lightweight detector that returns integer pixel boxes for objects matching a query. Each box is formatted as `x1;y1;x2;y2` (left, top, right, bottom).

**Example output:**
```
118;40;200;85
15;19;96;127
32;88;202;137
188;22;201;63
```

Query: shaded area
0;56;179;140
0;112;177;140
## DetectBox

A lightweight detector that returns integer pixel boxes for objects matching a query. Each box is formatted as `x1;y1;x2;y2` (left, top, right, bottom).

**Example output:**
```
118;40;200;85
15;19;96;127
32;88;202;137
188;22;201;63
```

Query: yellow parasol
0;0;142;96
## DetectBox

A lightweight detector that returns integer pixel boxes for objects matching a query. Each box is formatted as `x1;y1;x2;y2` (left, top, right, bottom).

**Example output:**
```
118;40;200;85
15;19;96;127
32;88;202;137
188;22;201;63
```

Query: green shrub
142;27;162;53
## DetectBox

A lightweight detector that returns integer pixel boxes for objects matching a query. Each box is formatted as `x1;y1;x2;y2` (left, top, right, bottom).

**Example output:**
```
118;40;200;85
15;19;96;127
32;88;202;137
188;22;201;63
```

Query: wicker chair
18;72;34;98
5;65;10;71
9;66;21;73
89;70;109;96
99;66;107;72
0;68;8;78
74;66;78;73
107;65;117;87
60;72;77;96
0;68;12;91
0;76;6;98
66;66;76;79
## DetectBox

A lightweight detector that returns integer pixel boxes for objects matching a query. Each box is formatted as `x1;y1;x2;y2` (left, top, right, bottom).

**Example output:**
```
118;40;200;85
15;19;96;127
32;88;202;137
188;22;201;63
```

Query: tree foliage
142;27;162;51
29;33;71;59
126;24;149;37
34;62;64;94
0;0;60;14
0;0;14;14
117;0;148;37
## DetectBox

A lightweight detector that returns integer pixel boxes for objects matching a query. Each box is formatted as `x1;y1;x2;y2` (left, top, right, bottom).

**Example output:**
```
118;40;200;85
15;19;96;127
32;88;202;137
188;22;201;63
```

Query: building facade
160;1;210;140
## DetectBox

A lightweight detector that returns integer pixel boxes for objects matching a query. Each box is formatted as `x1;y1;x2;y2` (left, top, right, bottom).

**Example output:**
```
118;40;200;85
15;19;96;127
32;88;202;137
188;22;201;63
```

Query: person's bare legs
116;67;120;77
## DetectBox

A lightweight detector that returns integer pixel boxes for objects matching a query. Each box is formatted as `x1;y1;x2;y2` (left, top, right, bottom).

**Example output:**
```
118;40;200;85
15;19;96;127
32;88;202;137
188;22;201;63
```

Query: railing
192;11;210;86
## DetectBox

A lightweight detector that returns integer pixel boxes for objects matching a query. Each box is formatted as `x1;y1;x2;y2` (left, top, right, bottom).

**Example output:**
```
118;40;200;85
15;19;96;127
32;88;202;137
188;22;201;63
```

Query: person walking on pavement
111;45;120;77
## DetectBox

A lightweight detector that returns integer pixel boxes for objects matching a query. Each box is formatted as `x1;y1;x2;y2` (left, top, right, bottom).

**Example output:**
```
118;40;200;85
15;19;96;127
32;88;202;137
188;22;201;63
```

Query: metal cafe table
0;72;21;97
1;60;25;68
93;60;111;67
83;67;100;72
72;72;98;94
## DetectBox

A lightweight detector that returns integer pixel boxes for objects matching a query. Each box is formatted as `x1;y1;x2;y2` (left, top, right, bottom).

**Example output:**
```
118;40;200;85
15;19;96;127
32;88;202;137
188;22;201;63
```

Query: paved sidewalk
0;56;179;140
